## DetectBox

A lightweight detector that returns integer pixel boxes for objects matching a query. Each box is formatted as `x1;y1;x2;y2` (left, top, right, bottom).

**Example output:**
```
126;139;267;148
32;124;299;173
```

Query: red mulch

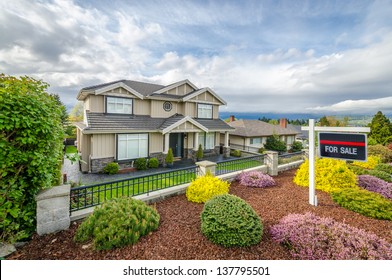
7;169;392;260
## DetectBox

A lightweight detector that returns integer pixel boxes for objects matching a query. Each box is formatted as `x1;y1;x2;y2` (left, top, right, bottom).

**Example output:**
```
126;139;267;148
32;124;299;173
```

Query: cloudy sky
1;0;392;115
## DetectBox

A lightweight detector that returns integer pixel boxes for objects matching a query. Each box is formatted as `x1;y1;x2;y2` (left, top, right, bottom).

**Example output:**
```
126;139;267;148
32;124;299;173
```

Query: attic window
197;103;212;119
106;97;132;114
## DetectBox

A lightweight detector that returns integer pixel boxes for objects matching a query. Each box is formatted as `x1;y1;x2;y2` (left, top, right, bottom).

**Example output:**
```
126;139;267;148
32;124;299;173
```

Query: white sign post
302;120;370;206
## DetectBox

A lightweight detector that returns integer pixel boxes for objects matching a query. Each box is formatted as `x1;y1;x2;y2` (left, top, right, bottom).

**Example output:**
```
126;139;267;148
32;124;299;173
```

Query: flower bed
357;175;392;199
235;171;275;188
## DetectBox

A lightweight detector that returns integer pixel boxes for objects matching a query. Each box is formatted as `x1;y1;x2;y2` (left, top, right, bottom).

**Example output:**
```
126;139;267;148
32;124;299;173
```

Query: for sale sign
319;132;367;161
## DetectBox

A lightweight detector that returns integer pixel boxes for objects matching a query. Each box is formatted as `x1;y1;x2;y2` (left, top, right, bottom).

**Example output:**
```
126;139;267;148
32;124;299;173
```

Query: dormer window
197;103;212;119
106;96;133;114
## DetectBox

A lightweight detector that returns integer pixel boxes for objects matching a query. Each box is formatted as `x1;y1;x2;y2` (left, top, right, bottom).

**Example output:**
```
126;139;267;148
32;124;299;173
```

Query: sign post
302;121;370;206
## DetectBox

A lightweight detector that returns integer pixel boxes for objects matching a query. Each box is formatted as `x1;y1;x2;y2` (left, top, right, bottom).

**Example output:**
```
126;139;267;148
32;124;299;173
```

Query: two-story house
75;79;234;173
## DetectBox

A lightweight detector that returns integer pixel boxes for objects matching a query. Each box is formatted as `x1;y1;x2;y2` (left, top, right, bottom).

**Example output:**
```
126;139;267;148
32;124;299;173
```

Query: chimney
229;115;235;122
280;118;287;128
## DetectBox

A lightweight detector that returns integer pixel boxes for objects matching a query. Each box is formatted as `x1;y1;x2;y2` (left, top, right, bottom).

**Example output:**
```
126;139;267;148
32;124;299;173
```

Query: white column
164;133;170;154
308;119;317;206
224;131;229;147
194;132;199;150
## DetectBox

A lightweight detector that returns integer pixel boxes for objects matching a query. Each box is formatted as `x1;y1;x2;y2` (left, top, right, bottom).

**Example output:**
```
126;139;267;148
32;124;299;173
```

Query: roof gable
183;88;226;105
154;79;198;94
161;115;208;134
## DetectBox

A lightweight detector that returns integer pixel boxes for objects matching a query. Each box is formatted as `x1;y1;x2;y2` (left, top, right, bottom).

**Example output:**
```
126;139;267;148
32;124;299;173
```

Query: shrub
74;197;160;250
270;212;392;260
331;188;392;220
135;158;148;170
165;148;174;165
368;144;392;163
103;162;119;174
0;75;64;243
352;155;381;170
148;157;159;168
357;175;392;199
388;143;392;150
293;158;357;193
258;147;266;154
236;171;275;188
196;144;203;160
230;150;241;157
201;194;263;247
374;163;392;174
186;174;230;203
264;134;287;153
290;141;303;153
348;164;392;182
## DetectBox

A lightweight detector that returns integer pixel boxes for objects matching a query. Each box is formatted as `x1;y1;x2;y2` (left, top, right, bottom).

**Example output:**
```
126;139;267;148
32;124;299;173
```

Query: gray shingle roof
228;119;299;137
195;118;235;131
82;80;165;96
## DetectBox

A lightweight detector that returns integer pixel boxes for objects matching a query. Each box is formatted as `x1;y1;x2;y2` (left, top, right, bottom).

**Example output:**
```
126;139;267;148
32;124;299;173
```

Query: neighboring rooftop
228;119;299;137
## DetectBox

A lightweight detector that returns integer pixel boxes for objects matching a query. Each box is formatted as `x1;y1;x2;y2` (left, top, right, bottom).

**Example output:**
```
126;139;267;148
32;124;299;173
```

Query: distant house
287;124;309;146
224;117;299;152
75;79;234;173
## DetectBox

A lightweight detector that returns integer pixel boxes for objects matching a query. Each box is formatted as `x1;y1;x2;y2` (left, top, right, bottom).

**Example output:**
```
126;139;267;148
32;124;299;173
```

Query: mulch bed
7;169;392;260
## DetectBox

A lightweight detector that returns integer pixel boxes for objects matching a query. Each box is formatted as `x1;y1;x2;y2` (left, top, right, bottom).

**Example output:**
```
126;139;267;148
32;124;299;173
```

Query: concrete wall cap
36;184;70;202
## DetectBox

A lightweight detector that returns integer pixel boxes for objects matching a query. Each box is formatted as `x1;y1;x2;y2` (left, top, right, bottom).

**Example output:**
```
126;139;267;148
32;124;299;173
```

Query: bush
352;155;381;170
165;148;174;165
74;197;160;250
357;175;392;199
148;157;159;168
348;164;392;182
135;158;147;170
236;171;275;188
103;162;119;175
258;147;266;154
264;135;287;153
374;163;392;174
331;188;392;220
201;194;263;247
368;144;392;163
290;141;303;153
186;174;230;203
270;212;392;259
293;158;357;193
230;150;241;157
196;144;203;160
0;75;64;243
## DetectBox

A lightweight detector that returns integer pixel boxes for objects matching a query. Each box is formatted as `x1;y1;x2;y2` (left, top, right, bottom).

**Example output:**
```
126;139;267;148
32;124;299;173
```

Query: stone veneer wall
149;152;166;166
91;157;114;173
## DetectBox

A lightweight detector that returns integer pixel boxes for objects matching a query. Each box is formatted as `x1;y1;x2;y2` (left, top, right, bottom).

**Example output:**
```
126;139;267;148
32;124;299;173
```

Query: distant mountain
219;112;322;121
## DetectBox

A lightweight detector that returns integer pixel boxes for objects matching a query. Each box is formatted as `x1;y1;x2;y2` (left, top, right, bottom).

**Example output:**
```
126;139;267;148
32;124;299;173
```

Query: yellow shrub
293;158;357;193
352;155;381;170
186;174;230;203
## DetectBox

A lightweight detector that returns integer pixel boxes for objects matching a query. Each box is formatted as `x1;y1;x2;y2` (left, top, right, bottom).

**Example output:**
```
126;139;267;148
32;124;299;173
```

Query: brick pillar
265;151;278;176
36;184;70;235
195;160;217;177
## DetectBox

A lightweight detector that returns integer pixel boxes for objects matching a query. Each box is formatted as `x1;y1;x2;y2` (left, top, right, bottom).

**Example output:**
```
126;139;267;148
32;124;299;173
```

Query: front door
169;133;184;158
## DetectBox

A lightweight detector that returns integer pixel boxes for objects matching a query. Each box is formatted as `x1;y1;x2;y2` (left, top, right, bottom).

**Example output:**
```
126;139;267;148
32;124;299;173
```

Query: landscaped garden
7;158;392;259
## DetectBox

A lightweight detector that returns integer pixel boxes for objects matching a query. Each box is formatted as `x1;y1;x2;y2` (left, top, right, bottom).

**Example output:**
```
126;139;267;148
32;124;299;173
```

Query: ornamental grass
270;212;392;260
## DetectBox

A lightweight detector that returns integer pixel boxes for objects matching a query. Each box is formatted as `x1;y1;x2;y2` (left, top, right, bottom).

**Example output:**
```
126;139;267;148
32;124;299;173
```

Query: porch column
194;132;199;150
164;133;170;154
224;131;229;147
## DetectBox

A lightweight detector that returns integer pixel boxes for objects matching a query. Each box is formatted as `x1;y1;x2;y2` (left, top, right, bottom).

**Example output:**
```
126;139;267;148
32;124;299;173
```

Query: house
286;123;309;146
224;117;299;152
75;79;234;173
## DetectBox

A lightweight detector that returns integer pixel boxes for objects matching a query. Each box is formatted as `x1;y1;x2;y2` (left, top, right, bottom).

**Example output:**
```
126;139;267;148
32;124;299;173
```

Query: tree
69;101;84;122
291;141;303;153
368;111;392;145
0;74;64;243
264;134;287;153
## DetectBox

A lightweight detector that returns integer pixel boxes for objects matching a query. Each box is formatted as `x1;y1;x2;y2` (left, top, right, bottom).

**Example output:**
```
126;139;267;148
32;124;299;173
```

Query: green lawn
216;159;262;173
65;145;78;154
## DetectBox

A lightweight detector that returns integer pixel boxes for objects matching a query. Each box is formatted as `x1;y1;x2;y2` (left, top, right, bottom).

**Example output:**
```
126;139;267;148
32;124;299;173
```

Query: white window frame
197;103;213;119
250;137;262;145
106;97;133;114
117;133;148;160
198;132;215;150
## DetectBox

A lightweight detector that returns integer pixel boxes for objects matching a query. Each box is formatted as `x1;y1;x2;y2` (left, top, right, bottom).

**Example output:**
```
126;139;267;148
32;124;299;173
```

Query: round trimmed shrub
103;162;119;174
201;194;263;247
135;158;148;170
230;150;241;157
148;157;159;168
331;188;392;220
352;155;381;170
236;171;275;188
74;197;160;250
294;158;357;193
270;212;392;260
186;174;230;203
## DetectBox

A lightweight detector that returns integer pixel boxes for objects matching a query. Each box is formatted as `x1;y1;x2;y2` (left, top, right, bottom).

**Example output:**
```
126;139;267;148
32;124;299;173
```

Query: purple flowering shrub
357;175;392;199
235;171;276;188
270;212;392;260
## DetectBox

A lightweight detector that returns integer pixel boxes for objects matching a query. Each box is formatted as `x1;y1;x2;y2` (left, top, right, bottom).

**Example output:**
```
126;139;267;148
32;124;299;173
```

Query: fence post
36;184;71;235
195;160;217;177
265;151;278;176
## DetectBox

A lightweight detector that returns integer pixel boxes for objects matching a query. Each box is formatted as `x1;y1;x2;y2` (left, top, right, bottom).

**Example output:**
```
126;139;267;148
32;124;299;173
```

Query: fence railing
216;154;266;175
278;151;305;164
70;166;198;212
228;143;261;153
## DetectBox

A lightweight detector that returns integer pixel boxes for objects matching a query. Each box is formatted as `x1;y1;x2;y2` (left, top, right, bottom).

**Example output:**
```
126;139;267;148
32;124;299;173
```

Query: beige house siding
134;99;151;115
80;133;91;172
151;100;181;118
91;134;115;158
185;103;196;118
149;133;163;153
88;95;105;113
213;105;219;119
227;135;245;146
189;92;217;103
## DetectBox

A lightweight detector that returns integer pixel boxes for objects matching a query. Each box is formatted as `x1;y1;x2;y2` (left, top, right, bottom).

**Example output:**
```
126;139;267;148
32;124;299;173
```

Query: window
197;104;212;119
117;134;148;160
198;132;215;149
107;97;133;114
250;138;262;145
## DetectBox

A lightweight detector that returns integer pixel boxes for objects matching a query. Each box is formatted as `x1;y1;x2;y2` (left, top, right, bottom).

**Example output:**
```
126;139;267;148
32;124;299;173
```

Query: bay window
117;134;148;160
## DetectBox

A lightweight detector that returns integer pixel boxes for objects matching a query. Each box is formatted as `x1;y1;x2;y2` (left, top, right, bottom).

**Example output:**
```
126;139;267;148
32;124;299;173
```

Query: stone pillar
164;133;170;154
195;160;217;177
36;184;70;235
265;151;278;176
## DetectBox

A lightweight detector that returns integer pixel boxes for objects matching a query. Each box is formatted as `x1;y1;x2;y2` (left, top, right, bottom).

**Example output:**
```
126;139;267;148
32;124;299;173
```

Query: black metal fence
216;154;266;175
70;166;198;212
